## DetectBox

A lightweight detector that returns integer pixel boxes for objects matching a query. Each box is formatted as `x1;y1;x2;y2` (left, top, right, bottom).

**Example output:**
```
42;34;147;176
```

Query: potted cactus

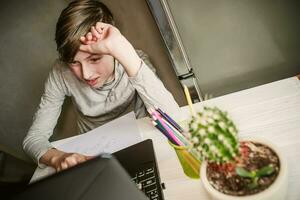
187;107;288;200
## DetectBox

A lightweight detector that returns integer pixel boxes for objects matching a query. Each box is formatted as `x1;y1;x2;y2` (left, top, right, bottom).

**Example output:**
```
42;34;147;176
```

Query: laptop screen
12;154;148;200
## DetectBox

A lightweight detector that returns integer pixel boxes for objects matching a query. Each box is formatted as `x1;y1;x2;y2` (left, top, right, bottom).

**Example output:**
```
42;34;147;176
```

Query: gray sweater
23;50;180;165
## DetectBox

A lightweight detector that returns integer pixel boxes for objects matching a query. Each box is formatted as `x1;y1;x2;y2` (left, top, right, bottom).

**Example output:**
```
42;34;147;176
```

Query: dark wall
0;0;186;162
0;0;74;161
167;0;300;97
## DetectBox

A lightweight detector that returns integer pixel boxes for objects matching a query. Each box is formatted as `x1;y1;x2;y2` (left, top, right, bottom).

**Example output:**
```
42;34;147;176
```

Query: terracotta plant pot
200;137;288;200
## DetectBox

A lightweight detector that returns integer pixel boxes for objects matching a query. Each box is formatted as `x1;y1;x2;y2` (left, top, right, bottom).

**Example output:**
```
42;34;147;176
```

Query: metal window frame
146;0;204;102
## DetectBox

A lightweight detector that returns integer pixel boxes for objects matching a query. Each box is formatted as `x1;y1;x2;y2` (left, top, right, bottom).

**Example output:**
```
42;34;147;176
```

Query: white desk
31;76;300;200
139;76;300;200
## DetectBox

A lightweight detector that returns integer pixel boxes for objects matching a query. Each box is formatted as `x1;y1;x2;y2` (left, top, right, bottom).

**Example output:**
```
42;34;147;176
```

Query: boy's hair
55;0;114;63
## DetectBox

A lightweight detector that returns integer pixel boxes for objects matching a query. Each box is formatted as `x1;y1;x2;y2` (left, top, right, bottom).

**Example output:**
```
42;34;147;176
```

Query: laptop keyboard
130;163;163;200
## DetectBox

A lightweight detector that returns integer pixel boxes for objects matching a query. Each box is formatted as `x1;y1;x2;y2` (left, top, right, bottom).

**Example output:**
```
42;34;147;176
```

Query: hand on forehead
80;22;111;44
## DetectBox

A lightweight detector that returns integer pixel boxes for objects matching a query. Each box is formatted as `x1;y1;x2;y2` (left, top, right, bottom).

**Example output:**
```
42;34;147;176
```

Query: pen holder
169;141;200;179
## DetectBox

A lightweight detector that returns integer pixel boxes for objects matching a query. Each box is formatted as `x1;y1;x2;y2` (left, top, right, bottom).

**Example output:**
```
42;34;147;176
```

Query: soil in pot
206;141;280;196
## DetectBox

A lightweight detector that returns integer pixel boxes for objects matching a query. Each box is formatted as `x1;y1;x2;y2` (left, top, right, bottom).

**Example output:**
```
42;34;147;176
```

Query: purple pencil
156;107;184;133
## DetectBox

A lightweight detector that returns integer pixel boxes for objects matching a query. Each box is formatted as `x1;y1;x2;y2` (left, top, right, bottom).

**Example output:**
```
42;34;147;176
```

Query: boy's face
69;50;115;88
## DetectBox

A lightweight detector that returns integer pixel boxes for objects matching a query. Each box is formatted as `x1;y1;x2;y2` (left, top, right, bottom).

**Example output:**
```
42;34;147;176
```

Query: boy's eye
90;57;101;62
69;61;80;67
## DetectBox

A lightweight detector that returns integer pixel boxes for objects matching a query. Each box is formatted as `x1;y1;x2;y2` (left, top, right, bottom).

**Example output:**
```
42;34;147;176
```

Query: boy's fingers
80;36;87;44
73;154;87;163
56;166;61;172
60;161;68;170
91;26;101;39
96;26;109;41
79;44;89;52
65;156;78;166
95;24;103;33
95;22;109;35
80;36;94;45
85;40;95;45
96;21;109;30
79;44;93;53
85;155;95;160
86;32;93;41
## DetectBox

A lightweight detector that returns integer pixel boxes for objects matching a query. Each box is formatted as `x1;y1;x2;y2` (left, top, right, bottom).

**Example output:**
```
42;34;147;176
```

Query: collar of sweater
95;59;123;91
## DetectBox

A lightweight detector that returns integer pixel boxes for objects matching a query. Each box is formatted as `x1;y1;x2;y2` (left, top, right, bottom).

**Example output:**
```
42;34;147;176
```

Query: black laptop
114;139;165;200
11;139;165;200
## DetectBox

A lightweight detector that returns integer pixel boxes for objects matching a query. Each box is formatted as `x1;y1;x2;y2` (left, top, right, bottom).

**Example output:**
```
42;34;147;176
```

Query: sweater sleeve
23;63;69;167
129;50;180;117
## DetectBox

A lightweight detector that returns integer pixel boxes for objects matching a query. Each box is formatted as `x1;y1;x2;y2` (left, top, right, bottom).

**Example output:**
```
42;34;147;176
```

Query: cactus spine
188;107;239;164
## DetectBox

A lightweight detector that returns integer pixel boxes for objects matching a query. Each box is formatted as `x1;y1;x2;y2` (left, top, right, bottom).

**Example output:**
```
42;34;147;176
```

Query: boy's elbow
22;134;30;153
22;132;35;155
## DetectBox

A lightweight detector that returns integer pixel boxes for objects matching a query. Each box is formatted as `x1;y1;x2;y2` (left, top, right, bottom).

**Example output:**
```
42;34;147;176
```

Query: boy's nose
82;64;93;80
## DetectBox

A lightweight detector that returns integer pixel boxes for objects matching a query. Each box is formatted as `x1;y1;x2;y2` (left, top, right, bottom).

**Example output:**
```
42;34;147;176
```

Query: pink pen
151;110;183;146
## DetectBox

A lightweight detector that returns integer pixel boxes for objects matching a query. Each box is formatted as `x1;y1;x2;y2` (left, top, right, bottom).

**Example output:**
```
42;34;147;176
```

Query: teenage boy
23;0;179;172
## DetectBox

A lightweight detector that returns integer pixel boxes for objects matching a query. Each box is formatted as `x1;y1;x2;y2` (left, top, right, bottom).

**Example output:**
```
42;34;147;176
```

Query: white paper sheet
30;112;142;183
54;112;142;155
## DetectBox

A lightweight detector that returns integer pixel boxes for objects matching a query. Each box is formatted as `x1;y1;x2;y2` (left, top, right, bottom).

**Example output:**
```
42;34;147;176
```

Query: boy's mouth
86;77;98;86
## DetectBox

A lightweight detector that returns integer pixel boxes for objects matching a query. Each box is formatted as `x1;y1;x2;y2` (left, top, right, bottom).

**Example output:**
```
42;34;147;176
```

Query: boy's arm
105;34;180;114
80;23;180;116
129;50;180;116
80;22;141;77
23;63;68;167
